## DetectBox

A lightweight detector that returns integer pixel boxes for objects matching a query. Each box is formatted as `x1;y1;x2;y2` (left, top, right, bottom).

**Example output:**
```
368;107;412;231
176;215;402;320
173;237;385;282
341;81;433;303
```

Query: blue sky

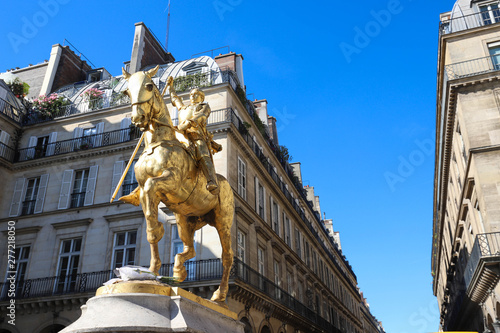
1;0;456;331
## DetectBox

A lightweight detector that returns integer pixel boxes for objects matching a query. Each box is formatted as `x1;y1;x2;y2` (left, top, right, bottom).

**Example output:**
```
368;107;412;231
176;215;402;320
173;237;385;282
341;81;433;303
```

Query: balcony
464;232;500;303
440;11;500;35
0;258;338;333
14;127;141;162
445;55;500;80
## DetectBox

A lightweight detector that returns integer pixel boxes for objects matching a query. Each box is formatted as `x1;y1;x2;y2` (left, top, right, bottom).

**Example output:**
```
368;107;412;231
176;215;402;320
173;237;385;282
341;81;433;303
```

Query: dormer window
479;2;500;25
88;72;101;82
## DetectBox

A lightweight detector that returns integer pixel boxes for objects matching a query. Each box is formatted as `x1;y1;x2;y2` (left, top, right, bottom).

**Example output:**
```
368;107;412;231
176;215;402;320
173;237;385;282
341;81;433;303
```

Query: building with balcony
0;22;384;333
433;0;500;331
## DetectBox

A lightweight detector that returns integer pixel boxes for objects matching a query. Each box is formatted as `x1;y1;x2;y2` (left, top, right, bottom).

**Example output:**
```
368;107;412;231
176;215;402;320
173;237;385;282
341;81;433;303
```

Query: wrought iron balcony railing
440;11;500;35
23;93;131;126
16;127;142;162
445;55;500;80
464;232;500;302
0;142;15;162
0;258;339;333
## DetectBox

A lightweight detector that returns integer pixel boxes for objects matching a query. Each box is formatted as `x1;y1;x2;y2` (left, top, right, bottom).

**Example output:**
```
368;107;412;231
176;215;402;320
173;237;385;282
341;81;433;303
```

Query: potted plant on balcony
7;77;30;99
32;93;69;119
80;88;104;110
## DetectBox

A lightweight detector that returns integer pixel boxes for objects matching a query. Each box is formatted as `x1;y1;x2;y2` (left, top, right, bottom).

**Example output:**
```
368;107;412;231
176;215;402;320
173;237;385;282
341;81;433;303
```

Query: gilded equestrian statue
117;65;234;303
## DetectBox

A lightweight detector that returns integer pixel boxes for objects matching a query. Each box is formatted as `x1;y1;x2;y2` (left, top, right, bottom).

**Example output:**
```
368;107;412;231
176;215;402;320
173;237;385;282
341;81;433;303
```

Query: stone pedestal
60;282;244;333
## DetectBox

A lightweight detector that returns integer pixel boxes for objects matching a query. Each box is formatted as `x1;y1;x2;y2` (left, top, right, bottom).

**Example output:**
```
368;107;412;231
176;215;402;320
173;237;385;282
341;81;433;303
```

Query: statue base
60;281;244;333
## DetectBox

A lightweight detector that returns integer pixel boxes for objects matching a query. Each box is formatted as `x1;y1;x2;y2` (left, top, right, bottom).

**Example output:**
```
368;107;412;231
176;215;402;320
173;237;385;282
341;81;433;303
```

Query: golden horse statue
119;65;234;302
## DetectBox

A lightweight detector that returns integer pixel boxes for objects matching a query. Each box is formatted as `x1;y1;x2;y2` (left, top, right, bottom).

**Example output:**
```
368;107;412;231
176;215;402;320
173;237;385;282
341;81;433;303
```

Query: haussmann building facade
433;0;500;331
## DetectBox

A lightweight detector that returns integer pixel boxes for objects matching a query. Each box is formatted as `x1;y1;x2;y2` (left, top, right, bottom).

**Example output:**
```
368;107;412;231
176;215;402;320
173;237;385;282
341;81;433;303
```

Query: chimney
40;44;92;96
129;22;175;73
214;52;244;87
267;116;278;146
290;162;302;184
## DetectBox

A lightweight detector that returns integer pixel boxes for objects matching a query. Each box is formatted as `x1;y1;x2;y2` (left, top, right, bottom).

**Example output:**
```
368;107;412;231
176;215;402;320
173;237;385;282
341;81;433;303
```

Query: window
297;280;303;303
81;127;97;149
10;175;49;217
21;177;40;215
35;136;49;158
71;169;90;208
480;3;500;25
112;231;137;269
55;238;82;293
2;246;30;298
58;166;98;209
258;183;265;219
490;43;500;70
295;228;302;258
274;259;281;299
122;160;138;196
255;178;266;221
313;251;318;274
258;247;265;290
258;247;265;275
287;270;293;295
283;214;291;247
237;230;246;263
238;157;247;200
272;200;279;234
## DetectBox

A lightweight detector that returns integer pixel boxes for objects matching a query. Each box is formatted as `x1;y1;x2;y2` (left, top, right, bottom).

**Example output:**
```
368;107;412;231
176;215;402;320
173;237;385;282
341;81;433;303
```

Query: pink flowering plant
32;93;69;118
80;88;104;110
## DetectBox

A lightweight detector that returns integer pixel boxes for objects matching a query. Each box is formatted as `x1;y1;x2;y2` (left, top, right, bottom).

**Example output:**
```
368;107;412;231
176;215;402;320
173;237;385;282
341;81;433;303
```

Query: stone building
0;22;383;333
432;0;500;331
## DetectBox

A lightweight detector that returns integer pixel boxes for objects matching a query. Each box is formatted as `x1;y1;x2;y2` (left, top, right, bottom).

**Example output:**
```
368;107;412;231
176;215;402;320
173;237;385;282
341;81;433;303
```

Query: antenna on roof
165;0;171;52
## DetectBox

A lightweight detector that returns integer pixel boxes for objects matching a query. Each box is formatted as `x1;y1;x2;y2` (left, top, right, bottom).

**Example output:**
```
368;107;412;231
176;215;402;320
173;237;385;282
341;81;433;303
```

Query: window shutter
254;177;258;213
120;118;131;142
95;122;104;147
84;165;99;206
263;186;267;222
25;136;37;161
58;170;74;209
9;178;26;217
111;161;125;198
0;131;9;159
34;174;49;214
73;128;83;151
46;132;57;156
0;131;10;145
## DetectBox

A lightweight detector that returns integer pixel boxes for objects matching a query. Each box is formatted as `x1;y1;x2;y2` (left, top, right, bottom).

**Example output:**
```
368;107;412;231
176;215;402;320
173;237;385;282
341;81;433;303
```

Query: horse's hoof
210;288;226;302
149;266;160;275
173;267;187;282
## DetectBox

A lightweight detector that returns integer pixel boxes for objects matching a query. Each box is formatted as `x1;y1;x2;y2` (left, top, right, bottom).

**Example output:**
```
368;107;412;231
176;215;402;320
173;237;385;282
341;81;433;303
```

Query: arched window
260;325;271;333
240;317;253;333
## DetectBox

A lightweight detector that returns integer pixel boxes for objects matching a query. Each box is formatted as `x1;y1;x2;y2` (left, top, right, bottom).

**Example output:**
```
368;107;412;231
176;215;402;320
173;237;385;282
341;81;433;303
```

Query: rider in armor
167;76;221;195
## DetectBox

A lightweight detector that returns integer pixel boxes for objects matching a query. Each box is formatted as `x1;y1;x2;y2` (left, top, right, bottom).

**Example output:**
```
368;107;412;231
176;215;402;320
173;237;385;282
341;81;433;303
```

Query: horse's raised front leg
173;214;196;282
211;179;235;302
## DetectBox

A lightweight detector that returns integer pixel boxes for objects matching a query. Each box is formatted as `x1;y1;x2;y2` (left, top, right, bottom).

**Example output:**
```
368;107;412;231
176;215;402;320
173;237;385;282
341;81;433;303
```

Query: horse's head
122;65;160;130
